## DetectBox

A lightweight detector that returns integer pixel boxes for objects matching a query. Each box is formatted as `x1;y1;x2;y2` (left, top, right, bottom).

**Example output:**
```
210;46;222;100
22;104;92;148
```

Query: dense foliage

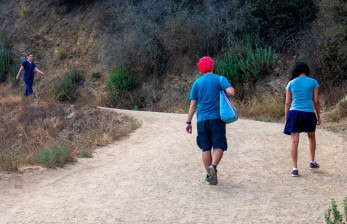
106;0;316;76
315;0;347;106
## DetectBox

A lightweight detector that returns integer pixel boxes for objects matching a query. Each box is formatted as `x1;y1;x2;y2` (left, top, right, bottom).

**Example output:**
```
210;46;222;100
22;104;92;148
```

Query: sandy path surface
0;108;346;224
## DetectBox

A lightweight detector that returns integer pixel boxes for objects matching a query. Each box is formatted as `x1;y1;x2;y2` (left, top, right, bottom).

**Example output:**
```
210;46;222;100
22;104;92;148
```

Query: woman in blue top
186;57;235;185
16;53;45;99
284;61;321;177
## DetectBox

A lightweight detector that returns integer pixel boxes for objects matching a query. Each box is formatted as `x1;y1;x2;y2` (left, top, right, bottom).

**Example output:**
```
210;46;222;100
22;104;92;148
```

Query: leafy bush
0;152;12;171
0;31;18;85
38;142;72;168
54;69;82;102
8;60;20;86
106;66;140;96
247;0;317;47
325;198;347;224
0;48;10;83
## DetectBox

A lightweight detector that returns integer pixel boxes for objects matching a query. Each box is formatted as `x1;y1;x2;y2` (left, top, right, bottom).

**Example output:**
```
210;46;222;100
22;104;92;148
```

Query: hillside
0;0;346;171
0;0;345;110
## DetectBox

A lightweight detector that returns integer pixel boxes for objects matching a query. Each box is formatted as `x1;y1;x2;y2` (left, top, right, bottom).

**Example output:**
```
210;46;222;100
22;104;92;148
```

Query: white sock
293;168;298;171
311;160;316;164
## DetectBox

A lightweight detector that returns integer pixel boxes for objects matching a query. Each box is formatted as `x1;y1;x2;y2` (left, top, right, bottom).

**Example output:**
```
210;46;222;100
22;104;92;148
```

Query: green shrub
80;145;91;158
131;120;142;130
54;69;82;102
8;61;20;86
0;47;10;72
0;152;12;171
329;124;339;133
0;31;9;46
38;143;71;168
325;198;347;224
106;66;140;96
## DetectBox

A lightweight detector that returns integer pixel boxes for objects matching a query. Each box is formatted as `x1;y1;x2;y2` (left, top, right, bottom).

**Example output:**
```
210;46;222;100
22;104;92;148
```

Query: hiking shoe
291;169;299;177
204;174;210;185
207;165;218;185
310;161;320;169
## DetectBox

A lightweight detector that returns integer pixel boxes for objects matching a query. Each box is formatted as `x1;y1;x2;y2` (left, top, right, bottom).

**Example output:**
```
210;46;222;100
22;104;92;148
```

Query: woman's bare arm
16;66;24;80
285;90;292;123
34;67;44;75
313;87;321;125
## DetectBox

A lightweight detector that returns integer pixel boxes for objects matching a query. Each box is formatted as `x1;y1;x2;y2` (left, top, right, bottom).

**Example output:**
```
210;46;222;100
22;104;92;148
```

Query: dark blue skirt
284;110;317;135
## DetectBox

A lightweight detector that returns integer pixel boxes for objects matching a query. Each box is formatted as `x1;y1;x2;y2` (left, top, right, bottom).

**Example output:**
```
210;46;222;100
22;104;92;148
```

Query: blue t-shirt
190;74;232;122
286;76;319;112
21;61;36;79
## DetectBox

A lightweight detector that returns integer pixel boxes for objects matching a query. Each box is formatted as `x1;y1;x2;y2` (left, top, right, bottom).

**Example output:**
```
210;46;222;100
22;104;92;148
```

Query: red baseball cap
197;56;214;74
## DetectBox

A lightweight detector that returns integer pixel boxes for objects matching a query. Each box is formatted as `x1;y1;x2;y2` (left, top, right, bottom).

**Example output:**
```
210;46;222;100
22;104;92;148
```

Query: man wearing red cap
186;56;235;185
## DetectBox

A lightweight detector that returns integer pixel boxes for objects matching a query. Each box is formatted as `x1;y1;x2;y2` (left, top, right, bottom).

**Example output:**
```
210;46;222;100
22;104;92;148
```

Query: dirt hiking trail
0;108;346;224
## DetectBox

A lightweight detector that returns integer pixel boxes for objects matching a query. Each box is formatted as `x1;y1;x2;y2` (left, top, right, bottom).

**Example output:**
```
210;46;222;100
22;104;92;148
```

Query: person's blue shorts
284;110;317;135
196;119;227;152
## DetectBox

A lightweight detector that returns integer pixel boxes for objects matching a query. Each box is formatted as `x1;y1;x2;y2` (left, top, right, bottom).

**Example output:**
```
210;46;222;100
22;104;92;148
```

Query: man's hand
186;124;192;134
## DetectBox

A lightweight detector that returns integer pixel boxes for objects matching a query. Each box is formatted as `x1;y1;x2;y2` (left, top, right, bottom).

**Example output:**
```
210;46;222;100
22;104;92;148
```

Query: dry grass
235;99;285;122
20;6;28;17
326;96;347;123
0;95;138;171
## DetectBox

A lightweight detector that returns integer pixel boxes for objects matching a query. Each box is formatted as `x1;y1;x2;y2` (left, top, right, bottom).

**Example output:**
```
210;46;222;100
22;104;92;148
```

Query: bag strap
219;76;223;91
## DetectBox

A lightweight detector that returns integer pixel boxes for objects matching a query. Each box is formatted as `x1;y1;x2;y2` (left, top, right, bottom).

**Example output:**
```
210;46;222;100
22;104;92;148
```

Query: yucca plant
325;198;347;224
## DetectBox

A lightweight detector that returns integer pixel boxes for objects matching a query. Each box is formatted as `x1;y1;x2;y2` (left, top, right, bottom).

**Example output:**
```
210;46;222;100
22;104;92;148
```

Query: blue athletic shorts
196;119;227;152
284;110;317;135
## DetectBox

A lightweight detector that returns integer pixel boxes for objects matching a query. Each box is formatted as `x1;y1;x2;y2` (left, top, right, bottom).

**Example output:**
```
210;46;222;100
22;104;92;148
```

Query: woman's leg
23;77;33;96
307;132;316;161
290;132;300;168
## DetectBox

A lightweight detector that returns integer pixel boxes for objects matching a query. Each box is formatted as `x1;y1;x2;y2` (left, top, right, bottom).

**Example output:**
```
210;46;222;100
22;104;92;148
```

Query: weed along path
0;108;346;223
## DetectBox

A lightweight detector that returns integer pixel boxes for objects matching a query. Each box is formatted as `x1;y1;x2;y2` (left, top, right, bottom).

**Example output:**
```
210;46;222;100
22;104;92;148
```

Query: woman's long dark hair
291;61;310;80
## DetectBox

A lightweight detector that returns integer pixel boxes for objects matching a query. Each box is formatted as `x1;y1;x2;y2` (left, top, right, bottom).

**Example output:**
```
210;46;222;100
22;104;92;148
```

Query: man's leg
202;151;212;172
212;148;224;166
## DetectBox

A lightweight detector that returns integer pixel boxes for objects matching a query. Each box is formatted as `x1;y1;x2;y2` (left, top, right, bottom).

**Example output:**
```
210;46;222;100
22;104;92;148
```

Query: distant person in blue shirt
186;56;235;185
16;53;45;99
284;61;321;177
